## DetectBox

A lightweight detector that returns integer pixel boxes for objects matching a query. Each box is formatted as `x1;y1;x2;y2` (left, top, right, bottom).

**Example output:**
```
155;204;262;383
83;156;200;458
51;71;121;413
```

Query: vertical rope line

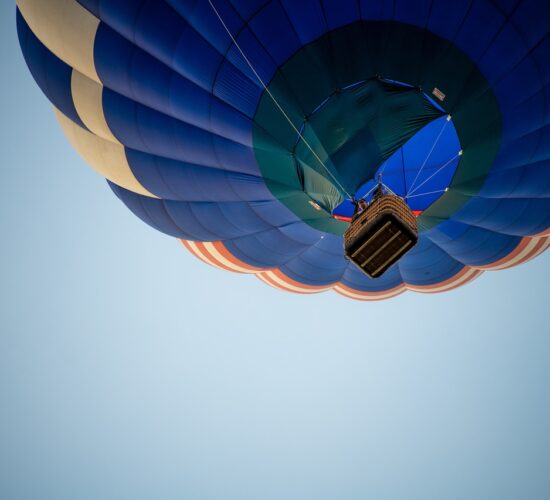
405;188;447;199
406;115;451;196
407;150;462;197
359;183;379;201
382;183;398;196
207;0;352;199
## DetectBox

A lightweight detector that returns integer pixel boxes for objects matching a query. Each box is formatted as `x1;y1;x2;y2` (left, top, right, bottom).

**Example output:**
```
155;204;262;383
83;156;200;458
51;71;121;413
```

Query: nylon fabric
17;0;549;299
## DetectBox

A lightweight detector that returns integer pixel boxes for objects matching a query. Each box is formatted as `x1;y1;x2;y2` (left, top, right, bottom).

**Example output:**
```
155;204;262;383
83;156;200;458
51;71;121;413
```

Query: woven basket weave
343;194;418;278
344;195;417;241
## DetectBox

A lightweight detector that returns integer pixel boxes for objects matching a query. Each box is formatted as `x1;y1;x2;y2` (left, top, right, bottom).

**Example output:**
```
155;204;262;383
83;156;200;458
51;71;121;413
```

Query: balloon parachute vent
344;195;418;278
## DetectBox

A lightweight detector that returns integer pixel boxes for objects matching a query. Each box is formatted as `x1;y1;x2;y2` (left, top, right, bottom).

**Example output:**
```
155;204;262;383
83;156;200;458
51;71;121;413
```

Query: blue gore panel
358;0;396;21
109;182;198;239
340;264;403;292
512;0;548;46
110;177;313;245
179;0;245;54
102;88;259;175
427;0;473;40
453;197;550;236
425;223;523;266
480;25;529;87
94;23;255;142
480;161;550;198
125;149;275;202
393;0;433;26
397;239;465;286
223;229;315;268
92;0;264;110
224;0;264;20
248;3;302;67
279;237;349;286
453;1;507;65
321;0;360;30
280;0;327;44
110;182;288;241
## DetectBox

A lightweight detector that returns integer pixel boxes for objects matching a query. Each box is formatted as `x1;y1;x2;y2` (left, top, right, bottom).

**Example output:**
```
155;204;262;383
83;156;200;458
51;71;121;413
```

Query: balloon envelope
17;0;549;299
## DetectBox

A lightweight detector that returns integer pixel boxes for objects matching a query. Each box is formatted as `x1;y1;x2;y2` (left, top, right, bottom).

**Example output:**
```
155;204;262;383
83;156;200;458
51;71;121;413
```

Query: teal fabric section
252;21;501;235
294;79;443;211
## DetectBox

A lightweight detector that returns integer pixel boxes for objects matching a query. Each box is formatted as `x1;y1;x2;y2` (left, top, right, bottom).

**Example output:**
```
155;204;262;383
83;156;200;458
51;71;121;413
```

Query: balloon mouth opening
289;77;462;219
253;21;500;236
331;111;461;222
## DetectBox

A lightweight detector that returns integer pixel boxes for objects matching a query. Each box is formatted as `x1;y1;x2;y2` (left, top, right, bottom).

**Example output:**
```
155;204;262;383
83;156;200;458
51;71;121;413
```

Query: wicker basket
344;195;418;278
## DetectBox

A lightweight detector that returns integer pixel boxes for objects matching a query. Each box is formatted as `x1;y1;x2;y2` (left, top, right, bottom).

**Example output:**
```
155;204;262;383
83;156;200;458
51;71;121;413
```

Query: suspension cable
358;183;379;201
406;115;451;196
207;0;352;199
407;150;462;198
405;188;448;200
382;182;398;196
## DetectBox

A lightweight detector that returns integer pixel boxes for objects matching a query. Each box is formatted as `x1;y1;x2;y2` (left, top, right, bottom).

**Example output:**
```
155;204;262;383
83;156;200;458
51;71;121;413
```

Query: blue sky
1;3;549;499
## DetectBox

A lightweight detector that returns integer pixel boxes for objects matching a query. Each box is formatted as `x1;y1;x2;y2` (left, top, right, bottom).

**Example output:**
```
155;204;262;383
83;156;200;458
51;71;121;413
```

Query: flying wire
207;0;352;199
405;188;448;199
406;115;451;196
406;150;462;198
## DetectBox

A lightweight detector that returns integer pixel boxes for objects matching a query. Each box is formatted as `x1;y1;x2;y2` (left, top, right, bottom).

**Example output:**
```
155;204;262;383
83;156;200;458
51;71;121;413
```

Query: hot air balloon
17;0;549;300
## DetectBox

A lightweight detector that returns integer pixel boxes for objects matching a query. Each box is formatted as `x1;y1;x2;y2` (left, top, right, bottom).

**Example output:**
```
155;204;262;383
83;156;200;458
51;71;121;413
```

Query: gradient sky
1;3;549;500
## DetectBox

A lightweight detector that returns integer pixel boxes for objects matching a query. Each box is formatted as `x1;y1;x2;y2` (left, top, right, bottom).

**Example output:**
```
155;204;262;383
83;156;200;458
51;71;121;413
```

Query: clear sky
1;3;549;500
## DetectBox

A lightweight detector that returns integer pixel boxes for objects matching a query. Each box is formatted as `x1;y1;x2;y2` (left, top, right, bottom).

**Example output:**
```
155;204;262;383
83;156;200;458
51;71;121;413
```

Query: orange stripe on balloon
183;232;545;298
181;240;267;274
255;272;277;288
427;269;482;293
209;241;265;273
519;237;549;265
255;272;302;294
181;240;228;271
269;269;335;292
193;241;239;273
255;272;313;294
474;233;549;271
534;227;550;237
333;283;405;301
472;237;534;270
257;270;333;294
406;267;481;293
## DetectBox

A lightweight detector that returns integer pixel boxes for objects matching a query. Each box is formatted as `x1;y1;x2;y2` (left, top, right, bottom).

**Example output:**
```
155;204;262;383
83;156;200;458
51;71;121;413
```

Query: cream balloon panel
17;0;157;198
